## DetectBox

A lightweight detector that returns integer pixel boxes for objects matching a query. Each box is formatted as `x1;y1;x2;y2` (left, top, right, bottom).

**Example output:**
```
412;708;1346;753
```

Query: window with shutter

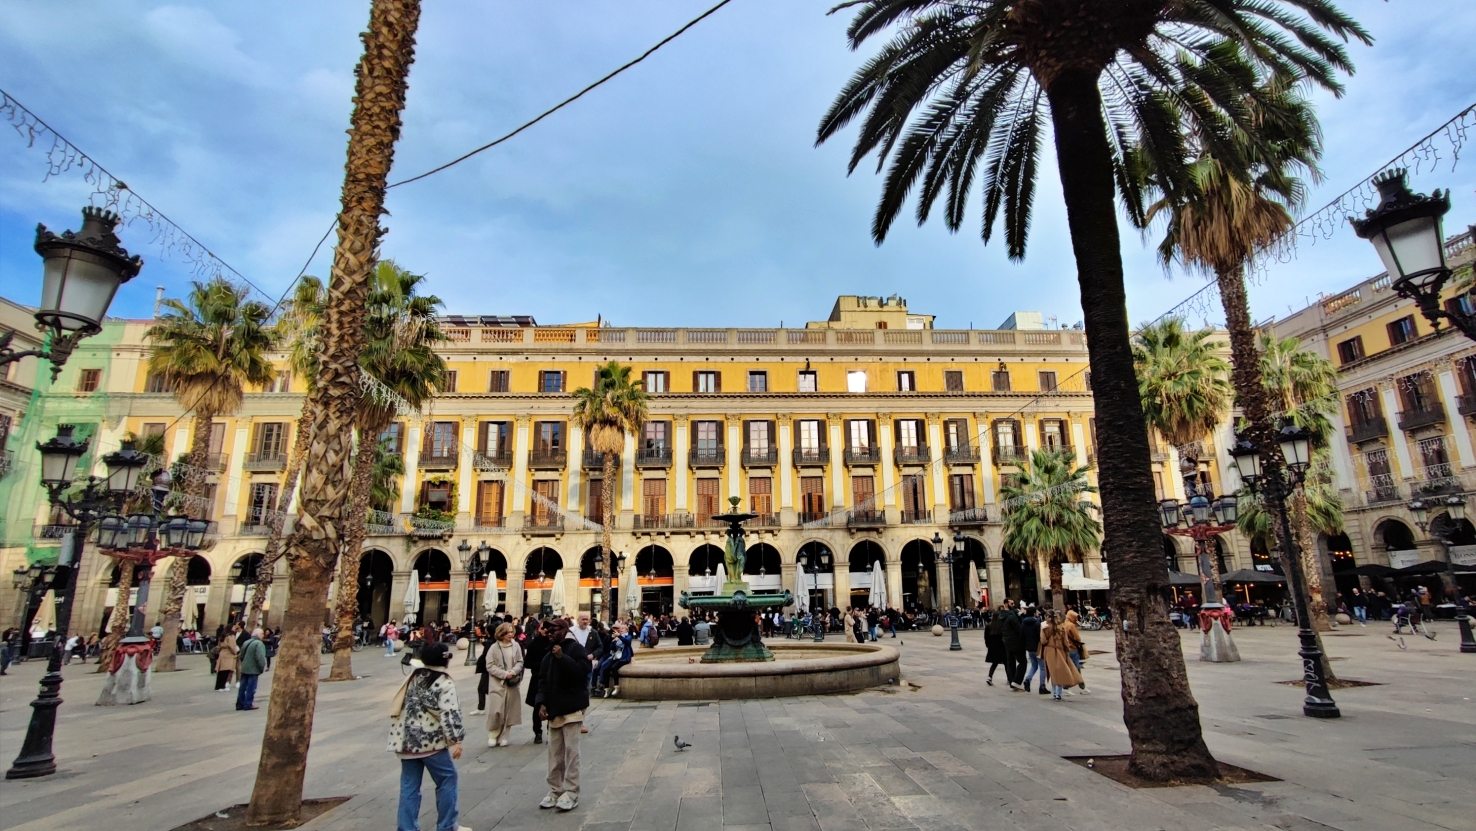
896;419;921;450
642;479;667;518
535;422;563;452
477;481;505;526
532;480;559;523
587;478;604;521
896;371;915;391
1039;419;1066;451
797;370;818;392
696;478;721;523
991;369;1011;391
748;477;772;517
488;370;510;392
800;476;826;519
695;371;719;393
948;474;976;512
944;370;963;392
851;475;874;513
539;371;565;393
848;420;871;451
643;371;668;393
901;474;926;521
1038;371;1058;391
798;420;822;452
747;371;767;392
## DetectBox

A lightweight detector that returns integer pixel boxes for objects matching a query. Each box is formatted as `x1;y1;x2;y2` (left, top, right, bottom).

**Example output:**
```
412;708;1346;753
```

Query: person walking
534;617;589;813
1040;610;1084;701
523;620;550;744
384;618;399;657
1019;606;1048;695
983;607;1006;686
214;626;240;691
1062;609;1090;695
483;622;524;747
998;602;1025;691
388;642;470;831
236;628;267;710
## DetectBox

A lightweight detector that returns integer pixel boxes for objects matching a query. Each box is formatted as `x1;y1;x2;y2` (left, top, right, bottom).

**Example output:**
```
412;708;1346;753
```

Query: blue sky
2;1;1474;331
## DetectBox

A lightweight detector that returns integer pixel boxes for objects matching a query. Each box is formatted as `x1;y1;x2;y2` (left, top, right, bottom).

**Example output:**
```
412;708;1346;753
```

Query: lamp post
1351;170;1476;343
7;430;148;779
1405;495;1476;654
1230;425;1340;717
796;546;832;642
0;208;143;380
932;532;962;651
1159;486;1241;663
457;540;483;666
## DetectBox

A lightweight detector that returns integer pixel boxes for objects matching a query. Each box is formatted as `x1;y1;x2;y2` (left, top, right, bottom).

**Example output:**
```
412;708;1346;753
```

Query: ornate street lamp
0;208;143;380
1230;433;1339;717
1159;476;1240;662
7;427;148;779
932;532;962;651
1351;169;1474;341
796;546;832;642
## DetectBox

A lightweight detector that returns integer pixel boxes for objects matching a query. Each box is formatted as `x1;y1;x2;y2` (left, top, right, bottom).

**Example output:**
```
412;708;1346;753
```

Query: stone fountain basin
618;642;901;700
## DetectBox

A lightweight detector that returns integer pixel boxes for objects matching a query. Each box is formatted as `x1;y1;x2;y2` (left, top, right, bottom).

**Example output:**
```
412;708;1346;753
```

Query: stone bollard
931;624;944;636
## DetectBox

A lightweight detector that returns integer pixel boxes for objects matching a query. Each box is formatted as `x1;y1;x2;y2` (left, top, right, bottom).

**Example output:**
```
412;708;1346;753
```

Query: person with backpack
388;642;469;831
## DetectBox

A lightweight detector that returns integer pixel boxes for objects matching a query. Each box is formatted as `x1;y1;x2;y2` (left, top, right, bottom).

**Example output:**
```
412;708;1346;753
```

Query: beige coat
215;636;239;673
484;640;524;733
1040;623;1083;689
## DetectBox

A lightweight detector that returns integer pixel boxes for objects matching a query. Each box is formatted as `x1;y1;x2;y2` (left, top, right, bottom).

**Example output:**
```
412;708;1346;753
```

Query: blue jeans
1022;651;1045;688
236;673;260;709
387;639;397;656
1353;606;1368;624
398;749;459;831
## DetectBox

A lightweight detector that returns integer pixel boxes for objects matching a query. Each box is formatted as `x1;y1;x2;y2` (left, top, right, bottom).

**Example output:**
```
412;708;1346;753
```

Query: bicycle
787;619;819;640
1389;606;1435;649
1079;611;1104;631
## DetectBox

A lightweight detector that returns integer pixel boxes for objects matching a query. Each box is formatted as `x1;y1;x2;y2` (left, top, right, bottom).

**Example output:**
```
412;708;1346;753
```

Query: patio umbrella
869;561;887;609
1349;563;1399;578
967;566;983;607
29;589;57;635
1220;569;1285;584
713;562;727;593
625;556;641;613
403;570;421;625
483;573;499;614
549;569;566;615
1166;570;1202;586
1393;560;1451;576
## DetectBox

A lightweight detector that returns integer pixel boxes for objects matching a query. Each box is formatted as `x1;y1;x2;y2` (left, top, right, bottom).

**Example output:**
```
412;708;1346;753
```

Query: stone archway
358;549;395;628
900;539;937;611
635;545;675;616
412;549;452;623
523;547;564;617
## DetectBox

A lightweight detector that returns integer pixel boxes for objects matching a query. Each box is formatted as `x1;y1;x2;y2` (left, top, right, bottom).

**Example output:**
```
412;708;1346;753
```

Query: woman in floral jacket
388;642;469;831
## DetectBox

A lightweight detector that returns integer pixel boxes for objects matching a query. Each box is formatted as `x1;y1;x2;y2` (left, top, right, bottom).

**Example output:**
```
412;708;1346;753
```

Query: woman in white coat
484;622;524;746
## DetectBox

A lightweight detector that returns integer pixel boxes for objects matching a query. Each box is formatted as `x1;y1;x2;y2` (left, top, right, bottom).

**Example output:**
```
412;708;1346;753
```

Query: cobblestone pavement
1;622;1471;831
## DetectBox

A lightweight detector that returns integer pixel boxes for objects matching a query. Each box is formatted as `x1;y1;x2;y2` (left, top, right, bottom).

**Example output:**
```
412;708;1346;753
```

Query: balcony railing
792;448;829;466
474;515;506;529
473;450;511;470
1459;394;1476;419
419;446;459;469
947;506;994;525
524;514;565;534
798;510;831;525
635;446;673;468
238;520;272;536
1348;417;1389;444
205;453;229;472
528;448;567;469
365;510;399;536
993;446;1027;466
689;447;725;468
1398;403;1446;432
741;447;778;467
244;450;287;471
1364;475;1401;506
749;513;779;527
34;523;75;540
582;450;617;470
900;509;932;525
944;445;980;464
893;445;930;466
1040;443;1073;459
844;447;882;466
1416;463;1461;494
634;514;695;530
847;510;886;528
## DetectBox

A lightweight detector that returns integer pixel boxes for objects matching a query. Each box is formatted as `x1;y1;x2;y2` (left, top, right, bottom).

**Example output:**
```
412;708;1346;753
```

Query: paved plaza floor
1;622;1471;831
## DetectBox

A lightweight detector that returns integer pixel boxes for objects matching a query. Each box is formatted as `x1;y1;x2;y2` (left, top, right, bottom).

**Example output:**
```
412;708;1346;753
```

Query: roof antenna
154;286;165;318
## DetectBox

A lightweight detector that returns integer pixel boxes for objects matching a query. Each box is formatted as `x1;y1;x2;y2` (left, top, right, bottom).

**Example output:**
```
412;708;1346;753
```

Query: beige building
4;295;1253;635
1270;224;1476;595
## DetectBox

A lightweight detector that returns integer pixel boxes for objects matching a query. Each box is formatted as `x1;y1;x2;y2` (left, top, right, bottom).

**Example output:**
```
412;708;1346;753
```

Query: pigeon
674;735;692;752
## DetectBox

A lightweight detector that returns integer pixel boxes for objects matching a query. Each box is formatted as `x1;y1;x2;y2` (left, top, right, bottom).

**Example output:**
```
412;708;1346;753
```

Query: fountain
617;498;901;700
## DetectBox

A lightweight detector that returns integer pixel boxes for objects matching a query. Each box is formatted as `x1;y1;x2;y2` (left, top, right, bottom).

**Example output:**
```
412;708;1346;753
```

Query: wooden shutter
642;479;667;517
852;475;874;511
477;481;504;524
749;477;771;515
801;476;825;515
588;479;604;520
249;423;263;454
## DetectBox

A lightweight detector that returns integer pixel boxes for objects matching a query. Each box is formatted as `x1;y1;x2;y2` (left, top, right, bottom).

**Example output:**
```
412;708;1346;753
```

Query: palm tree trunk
328;432;378;681
1050;557;1065;612
1291;491;1334;632
248;409;314;630
1214;263;1338;683
95;557;133;674
601;452;616;624
1045;68;1218;782
245;0;420;824
156;408;216;672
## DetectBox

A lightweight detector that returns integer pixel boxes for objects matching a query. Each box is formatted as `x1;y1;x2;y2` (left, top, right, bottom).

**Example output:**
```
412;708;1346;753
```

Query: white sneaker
497;738;508;747
1078;687;1091;695
470;709;484;715
556;793;578;812
488;735;498;747
539;792;558;809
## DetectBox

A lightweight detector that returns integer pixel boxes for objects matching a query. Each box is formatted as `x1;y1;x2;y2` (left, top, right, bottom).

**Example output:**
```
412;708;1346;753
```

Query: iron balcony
894;446;930;466
1398;403;1446;432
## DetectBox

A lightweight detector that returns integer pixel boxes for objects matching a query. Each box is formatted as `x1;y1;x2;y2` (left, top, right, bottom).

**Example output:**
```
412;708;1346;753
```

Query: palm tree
1001;449;1102;611
370;437;405;512
328;261;445;682
245;0;422;824
572;361;649;624
145;278;275;672
818;0;1368;781
1133;317;1233;451
1135;82;1344;678
247;275;325;630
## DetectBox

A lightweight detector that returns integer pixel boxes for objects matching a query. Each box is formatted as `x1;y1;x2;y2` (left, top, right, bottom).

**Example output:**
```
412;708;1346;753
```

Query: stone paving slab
2;623;1473;831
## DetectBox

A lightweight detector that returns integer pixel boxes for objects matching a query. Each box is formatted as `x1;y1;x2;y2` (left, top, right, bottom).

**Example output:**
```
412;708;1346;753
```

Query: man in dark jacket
998;601;1026;691
1019;605;1048;694
523;623;550;744
535;617;589;812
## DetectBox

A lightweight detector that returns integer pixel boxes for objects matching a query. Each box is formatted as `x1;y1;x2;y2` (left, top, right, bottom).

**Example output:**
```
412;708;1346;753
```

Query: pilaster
673;416;690;513
974;413;996;505
510;416;531;527
401;424;422;514
926;413;946;517
777;415;795;522
827;414;845;509
506;568;526;617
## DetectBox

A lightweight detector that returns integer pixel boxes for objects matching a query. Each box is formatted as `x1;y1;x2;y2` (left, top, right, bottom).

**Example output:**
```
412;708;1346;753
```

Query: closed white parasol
868;561;887;609
403;570;421;625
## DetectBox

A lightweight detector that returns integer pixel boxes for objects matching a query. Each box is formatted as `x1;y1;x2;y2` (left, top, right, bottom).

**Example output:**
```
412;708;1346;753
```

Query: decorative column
566;424;584;514
877;414;897;522
975;413;996;506
827;414;845;509
833;567;851;610
726;420;742;503
986;555;1006;609
926;413;946;519
1436;370;1476;467
401;424;422;515
620;432;636;527
510;416;531;528
222;425;248;528
776;415;795;525
389;570;410;625
448;570;468;624
673;416;690;518
1070;420;1089;468
885;558;904;611
1380;386;1414;478
458;422;475;526
506;567;525;617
